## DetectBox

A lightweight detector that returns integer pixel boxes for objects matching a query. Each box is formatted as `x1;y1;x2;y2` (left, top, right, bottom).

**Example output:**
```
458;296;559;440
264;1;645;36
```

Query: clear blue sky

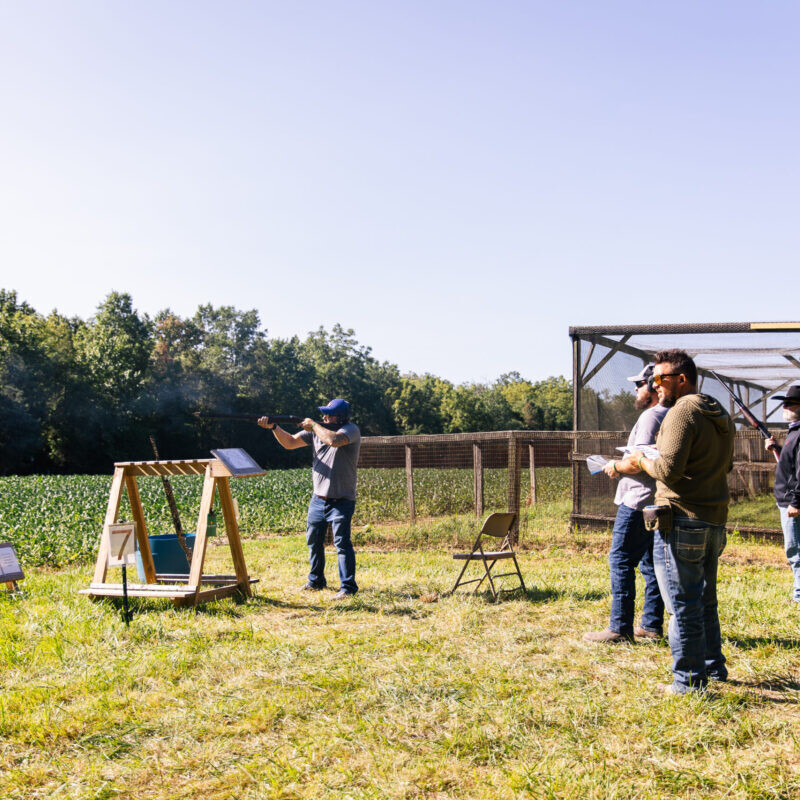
1;1;798;384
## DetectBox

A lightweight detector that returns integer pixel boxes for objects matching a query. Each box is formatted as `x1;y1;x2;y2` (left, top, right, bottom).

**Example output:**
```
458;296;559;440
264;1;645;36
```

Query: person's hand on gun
300;418;315;432
257;416;275;430
765;437;777;452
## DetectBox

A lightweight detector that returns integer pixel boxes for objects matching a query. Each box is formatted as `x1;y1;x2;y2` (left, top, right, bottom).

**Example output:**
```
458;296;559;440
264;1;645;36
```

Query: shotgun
708;370;780;461
193;412;340;430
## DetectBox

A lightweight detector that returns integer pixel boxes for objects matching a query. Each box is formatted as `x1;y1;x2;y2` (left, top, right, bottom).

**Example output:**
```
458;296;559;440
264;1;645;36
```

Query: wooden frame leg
217;476;251;597
92;467;125;585
188;468;216;601
126;474;156;583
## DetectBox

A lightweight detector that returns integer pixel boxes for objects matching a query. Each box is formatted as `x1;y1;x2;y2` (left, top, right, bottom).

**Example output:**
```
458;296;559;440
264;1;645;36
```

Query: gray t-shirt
299;423;362;500
615;404;669;511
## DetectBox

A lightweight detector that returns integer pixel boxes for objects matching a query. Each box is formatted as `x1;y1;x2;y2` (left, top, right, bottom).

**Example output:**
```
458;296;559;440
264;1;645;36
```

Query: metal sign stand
121;565;130;626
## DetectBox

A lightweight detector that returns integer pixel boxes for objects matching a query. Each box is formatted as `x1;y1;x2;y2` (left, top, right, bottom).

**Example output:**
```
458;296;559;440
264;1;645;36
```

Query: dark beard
660;395;676;408
634;395;651;411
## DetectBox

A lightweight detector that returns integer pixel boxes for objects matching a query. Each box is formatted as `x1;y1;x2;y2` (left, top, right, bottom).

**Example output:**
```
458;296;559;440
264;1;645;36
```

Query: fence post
473;442;484;518
507;435;521;540
527;443;537;506
405;444;416;524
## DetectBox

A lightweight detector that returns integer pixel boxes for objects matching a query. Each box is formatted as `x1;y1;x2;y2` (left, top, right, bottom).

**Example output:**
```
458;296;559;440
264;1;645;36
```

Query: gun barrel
194;411;340;430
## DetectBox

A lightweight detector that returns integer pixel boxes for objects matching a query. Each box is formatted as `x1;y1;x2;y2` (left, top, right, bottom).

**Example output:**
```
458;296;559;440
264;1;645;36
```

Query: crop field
0;468;571;568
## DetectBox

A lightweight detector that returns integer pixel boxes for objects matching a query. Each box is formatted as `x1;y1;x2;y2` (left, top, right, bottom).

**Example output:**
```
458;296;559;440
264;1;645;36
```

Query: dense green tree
0;289;579;473
392;374;450;434
299;325;399;435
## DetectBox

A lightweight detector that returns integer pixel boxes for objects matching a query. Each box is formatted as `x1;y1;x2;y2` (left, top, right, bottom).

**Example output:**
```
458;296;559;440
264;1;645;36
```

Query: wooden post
507;436;521;540
405;444;416;524
573;336;582;432
473;443;484;518
571;336;581;528
527;443;537;506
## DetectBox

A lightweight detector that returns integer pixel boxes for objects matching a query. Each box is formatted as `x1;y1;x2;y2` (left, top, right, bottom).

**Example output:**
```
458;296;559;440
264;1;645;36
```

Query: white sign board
106;523;137;567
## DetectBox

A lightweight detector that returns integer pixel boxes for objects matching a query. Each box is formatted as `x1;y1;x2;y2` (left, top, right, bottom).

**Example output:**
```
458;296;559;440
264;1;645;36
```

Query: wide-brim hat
627;363;655;384
318;398;350;417
773;385;800;404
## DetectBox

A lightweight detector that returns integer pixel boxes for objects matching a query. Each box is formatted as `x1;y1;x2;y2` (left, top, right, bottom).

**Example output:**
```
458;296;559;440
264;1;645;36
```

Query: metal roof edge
568;322;800;337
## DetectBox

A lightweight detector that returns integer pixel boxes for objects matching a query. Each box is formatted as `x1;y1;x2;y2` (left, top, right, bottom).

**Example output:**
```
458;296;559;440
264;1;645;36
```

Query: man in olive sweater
626;349;735;695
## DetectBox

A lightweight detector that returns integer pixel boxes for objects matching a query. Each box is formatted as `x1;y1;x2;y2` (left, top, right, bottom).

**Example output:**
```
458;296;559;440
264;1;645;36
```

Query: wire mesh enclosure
569;322;800;539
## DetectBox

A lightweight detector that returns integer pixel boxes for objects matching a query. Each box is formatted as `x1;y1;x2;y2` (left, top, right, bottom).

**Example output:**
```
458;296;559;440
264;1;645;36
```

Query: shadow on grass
442;585;607;604
727;635;800;650
100;590;322;619
727;675;800;692
524;585;608;603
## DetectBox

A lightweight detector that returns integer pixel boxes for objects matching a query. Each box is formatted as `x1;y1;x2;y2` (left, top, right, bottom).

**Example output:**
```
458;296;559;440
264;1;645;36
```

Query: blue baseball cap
318;398;350;417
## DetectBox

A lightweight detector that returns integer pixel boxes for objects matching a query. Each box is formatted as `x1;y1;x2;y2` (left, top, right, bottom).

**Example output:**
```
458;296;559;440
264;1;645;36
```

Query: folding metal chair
450;512;526;600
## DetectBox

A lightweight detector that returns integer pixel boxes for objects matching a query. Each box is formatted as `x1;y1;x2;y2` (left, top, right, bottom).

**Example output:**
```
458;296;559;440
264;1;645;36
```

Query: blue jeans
653;516;727;693
306;495;358;593
609;504;665;635
778;506;800;603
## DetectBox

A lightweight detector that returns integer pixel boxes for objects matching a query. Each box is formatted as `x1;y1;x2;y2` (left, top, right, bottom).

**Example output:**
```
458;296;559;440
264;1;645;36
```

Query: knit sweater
649;393;735;525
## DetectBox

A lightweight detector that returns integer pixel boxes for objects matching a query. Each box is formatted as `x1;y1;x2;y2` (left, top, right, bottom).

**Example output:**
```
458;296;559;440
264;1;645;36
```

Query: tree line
0;290;573;474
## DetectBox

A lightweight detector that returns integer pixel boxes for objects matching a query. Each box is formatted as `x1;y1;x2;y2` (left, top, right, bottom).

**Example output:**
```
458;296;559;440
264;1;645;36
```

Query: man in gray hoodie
626;349;735;695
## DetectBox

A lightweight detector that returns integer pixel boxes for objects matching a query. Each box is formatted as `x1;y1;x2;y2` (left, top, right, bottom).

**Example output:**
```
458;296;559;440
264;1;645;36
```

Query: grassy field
2;523;800;799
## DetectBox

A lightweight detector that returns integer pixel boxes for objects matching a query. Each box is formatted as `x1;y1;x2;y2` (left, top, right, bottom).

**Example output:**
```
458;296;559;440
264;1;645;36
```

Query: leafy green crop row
0;468;571;567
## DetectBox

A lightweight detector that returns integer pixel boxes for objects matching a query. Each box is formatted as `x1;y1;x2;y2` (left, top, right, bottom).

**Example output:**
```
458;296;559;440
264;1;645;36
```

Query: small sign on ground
106;523;137;567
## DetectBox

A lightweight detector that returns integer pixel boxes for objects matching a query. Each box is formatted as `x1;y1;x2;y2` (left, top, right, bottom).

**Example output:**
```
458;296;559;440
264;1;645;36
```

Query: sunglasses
652;372;683;386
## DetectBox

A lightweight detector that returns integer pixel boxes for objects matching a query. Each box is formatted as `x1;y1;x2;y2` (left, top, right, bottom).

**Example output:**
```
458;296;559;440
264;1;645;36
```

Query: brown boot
582;628;634;644
634;626;663;640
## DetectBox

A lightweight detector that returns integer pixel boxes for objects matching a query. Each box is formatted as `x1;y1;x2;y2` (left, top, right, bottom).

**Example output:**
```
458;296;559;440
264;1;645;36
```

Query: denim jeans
653;516;727;693
778;506;800;603
609;504;665;635
306;495;358;593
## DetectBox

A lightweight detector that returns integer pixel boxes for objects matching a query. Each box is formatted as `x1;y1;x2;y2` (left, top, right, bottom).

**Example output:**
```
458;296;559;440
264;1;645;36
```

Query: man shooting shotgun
258;398;361;599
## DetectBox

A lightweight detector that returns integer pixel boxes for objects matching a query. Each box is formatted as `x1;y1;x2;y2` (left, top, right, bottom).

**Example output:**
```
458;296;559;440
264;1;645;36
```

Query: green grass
2;523;799;799
728;494;783;530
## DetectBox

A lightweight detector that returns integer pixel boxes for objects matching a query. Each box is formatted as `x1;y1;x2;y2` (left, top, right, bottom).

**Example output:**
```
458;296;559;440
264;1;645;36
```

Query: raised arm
258;418;309;450
300;418;351;448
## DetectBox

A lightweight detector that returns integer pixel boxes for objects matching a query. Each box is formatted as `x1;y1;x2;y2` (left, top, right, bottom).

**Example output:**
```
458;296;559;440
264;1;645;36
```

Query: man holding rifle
765;385;800;604
258;399;361;598
583;364;667;644
626;349;735;695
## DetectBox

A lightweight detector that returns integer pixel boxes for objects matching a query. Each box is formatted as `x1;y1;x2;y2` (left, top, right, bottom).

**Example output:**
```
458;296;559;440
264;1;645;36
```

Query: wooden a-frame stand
81;458;259;607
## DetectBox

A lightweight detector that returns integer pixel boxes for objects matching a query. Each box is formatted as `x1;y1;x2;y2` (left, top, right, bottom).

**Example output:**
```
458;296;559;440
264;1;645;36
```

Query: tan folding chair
450;512;526;600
